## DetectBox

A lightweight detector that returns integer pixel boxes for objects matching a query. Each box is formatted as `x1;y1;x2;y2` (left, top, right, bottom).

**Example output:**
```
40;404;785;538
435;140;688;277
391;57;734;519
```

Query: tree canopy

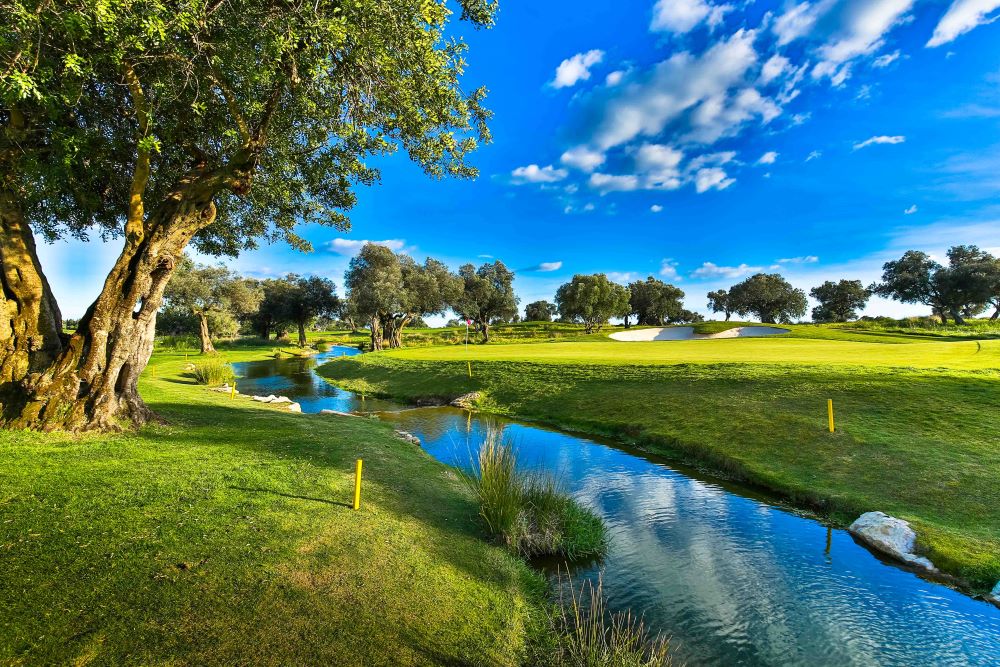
728;273;807;324
707;289;733;321
283;275;340;347
162;255;262;353
809;280;870;323
627;277;685;326
555;274;630;334
524;300;558;322
453;261;518;342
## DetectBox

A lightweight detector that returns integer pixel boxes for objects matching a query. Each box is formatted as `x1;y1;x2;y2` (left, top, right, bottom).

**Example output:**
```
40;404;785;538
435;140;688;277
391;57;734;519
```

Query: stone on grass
287;403;302;413
848;511;936;571
319;409;358;418
394;430;421;446
270;396;292;404
253;395;278;403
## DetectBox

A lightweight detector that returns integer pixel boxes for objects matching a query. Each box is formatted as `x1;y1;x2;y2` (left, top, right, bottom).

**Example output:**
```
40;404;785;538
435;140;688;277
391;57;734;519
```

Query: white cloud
777;255;819;264
927;0;1000;47
560;145;606;172
605;70;626;86
659;259;681;280
872;49;901;67
691;261;761;279
607;271;639;284
552;49;605;89
589;172;641;194
635;143;685;189
526;261;563;272
583;202;597;212
694;167;736;192
511;164;568;184
651;204;664;213
588;29;767;151
760;54;791;84
756;151;778;165
651;0;733;34
904;204;918;214
772;1;825;46
853;134;905;149
326;238;407;255
806;150;823;161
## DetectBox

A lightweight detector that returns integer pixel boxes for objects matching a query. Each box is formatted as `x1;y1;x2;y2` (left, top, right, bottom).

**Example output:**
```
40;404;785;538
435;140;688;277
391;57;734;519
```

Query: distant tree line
158;243;1000;354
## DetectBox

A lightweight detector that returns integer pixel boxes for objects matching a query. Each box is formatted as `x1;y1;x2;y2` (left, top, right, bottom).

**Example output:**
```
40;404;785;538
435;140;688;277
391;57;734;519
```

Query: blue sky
46;0;1000;322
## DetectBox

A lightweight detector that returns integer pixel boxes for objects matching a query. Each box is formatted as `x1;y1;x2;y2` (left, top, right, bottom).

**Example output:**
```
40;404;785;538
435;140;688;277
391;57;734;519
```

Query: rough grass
318;336;1000;591
0;345;548;665
190;358;236;385
469;428;607;560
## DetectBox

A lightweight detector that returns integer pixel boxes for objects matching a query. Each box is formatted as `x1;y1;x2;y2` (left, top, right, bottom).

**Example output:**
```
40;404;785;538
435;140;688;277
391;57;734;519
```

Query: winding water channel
233;346;1000;666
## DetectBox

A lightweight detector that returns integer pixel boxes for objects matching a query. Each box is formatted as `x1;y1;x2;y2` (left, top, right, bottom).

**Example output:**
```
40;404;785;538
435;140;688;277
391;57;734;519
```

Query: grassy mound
0;345;548;665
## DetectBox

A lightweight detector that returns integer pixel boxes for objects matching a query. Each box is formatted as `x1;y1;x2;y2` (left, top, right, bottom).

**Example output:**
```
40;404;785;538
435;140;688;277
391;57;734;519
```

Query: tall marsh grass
469;428;608;560
191;359;236;386
548;573;671;666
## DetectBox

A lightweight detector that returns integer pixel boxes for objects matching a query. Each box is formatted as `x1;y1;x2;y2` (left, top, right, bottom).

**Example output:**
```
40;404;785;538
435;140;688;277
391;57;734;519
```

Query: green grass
190;358;236;385
0;343;548;665
469;427;607;560
318;333;1000;591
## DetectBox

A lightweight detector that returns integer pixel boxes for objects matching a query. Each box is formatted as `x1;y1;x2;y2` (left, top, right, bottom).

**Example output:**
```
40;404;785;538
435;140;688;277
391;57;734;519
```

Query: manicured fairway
320;333;1000;592
0;346;546;665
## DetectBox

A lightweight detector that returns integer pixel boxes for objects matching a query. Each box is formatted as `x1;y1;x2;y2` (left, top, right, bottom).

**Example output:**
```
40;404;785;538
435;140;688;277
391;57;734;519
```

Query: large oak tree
1;0;495;430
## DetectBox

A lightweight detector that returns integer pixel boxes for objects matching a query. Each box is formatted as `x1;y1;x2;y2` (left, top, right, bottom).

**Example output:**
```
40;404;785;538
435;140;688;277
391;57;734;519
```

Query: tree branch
122;62;152;242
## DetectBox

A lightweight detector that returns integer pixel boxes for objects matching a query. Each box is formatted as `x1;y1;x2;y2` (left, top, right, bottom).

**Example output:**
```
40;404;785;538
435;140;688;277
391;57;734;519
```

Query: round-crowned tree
728;273;807;324
555;274;630;334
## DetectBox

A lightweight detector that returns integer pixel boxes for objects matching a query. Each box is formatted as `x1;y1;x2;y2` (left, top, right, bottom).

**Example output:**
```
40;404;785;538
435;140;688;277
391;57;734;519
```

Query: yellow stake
467;360;472;378
353;459;363;510
231;382;237;400
827;399;835;433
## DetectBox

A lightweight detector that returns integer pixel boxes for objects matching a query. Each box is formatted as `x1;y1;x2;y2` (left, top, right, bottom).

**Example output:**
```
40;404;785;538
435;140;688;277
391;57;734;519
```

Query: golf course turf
0;345;548;665
318;327;1000;593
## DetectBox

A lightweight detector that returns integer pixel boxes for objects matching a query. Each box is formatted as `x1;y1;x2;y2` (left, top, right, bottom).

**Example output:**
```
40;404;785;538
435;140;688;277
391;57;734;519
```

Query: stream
233;346;1000;666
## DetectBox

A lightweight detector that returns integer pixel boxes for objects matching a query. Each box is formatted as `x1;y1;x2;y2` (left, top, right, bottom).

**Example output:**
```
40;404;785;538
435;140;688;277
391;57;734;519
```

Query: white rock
319;409;358;417
270;396;292;404
287;403;302;413
394;429;421;446
848;511;936;571
253;395;278;403
213;384;233;393
450;391;481;409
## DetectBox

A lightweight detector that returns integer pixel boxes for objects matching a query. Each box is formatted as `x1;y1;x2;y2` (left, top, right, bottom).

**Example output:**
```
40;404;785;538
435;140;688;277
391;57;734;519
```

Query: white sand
609;326;789;342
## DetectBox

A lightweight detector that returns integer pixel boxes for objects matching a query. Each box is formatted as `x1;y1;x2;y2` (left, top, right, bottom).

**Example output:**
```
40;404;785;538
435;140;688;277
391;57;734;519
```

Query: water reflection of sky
239;348;1000;666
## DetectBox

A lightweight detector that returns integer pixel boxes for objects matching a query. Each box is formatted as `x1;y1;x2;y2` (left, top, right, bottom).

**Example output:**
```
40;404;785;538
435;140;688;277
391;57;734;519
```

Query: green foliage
468;427;608;560
525;300;558;322
627;277;685;325
872;246;1000;324
191;359;236;386
555;274;630;333
453;261;519;342
548;575;672;667
727;273;808;324
162;255;263;342
810;280;871;322
707;289;732;320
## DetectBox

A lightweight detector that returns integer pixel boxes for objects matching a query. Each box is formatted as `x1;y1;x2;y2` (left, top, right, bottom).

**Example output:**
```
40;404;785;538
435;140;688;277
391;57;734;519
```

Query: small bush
468;428;608;560
315;341;330;353
191;359;236;386
548;574;671;666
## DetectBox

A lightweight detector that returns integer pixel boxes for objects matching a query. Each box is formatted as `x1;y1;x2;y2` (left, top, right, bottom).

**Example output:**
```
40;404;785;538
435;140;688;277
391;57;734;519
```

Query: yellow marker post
231;382;237;400
353;459;363;510
467;361;472;378
827;399;835;433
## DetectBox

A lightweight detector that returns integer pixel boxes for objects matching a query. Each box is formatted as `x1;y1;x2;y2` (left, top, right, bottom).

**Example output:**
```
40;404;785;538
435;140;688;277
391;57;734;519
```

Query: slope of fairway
319;337;1000;591
385;337;1000;371
0;346;546;665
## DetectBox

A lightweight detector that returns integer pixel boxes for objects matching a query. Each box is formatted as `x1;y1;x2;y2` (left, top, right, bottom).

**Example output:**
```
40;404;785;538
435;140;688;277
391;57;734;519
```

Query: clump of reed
548;573;672;667
191;359;236;386
469;427;608;560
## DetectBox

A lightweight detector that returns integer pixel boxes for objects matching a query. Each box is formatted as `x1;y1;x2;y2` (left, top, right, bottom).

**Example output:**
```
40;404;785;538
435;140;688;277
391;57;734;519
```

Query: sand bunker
609;326;790;342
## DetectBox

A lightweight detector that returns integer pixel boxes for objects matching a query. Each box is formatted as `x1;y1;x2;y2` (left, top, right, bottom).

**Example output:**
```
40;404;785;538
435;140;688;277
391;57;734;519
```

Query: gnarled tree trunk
387;314;411;348
195;310;216;354
3;177;220;432
297;320;307;347
369;315;383;351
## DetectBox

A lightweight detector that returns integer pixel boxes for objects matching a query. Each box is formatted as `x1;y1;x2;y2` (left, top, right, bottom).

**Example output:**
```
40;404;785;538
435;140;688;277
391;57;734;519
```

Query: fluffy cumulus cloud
659;259;681;280
511;164;568;184
635;143;685;189
691;261;761;279
589;172;641;194
927;0;1000;47
650;204;664;212
694;167;736;192
853;134;905;149
327;238;406;255
552;49;605;89
650;0;733;34
560;145;606;172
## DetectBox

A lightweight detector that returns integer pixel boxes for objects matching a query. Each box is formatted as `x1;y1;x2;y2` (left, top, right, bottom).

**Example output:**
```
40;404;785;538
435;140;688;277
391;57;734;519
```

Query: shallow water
233;347;1000;666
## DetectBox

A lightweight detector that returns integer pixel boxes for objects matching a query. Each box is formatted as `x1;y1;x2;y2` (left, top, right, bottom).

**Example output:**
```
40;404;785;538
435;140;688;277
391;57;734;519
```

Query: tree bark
4;174;221;432
0;194;66;398
991;304;999;321
949;307;966;325
369;315;383;351
480;321;490;343
297;320;307;347
388;314;411;349
724;311;731;322
195;311;216;354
